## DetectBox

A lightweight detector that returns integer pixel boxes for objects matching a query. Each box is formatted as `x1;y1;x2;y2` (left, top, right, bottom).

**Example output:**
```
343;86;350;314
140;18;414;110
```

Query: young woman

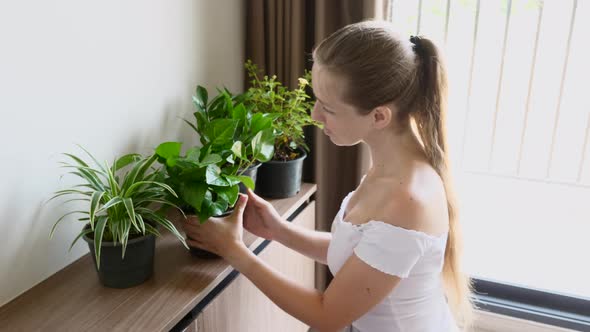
182;20;473;332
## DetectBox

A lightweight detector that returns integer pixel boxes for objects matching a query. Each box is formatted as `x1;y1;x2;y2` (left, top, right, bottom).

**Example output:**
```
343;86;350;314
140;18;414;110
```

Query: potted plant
184;85;275;194
49;147;187;288
244;60;321;198
155;141;255;258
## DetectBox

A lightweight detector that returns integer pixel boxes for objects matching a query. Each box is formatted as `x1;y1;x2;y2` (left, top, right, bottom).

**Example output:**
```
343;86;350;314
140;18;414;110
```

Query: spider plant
49;147;187;269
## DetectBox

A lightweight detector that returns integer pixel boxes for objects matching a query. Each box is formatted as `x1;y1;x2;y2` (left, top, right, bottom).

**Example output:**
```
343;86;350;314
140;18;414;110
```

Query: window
389;0;590;329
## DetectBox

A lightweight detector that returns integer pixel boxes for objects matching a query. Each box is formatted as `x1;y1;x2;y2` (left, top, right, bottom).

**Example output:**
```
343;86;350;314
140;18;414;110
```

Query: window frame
473;278;590;331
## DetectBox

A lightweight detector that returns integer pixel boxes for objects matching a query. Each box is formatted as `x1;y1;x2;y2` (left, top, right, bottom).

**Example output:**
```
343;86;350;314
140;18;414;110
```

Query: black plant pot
238;163;262;195
83;230;155;289
188;209;233;259
255;148;307;198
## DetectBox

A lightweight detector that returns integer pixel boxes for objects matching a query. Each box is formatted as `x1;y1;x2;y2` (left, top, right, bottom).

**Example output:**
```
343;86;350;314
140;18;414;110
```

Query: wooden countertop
0;183;316;332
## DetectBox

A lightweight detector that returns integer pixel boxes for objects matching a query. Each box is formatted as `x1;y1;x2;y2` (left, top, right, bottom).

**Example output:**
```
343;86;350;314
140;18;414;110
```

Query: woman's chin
328;136;349;147
329;136;361;147
324;130;356;146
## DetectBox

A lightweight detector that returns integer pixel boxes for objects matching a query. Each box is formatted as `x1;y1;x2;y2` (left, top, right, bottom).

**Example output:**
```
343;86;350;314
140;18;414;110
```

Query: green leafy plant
49;147;187;269
244;59;322;161
155;141;255;223
185;85;275;171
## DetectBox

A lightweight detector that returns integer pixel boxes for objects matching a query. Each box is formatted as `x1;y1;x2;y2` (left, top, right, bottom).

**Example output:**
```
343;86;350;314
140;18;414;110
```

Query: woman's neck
363;126;426;179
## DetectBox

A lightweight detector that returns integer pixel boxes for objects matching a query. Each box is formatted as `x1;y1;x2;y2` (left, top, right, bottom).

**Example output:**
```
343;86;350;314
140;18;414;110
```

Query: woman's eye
323;107;333;114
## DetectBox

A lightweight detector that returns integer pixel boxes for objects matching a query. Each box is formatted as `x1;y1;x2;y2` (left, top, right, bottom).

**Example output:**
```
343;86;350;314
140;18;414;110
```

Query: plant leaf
94;216;108;270
144;222;161;237
89;191;104;230
97;197;123;213
200;198;228;221
232;103;247;123
231;141;243;159
120;221;131;259
136;208;187;248
68;228;93;252
123;197;139;233
205;164;229;186
215;185;239;206
50;211;88;238
48;189;92;202
205;119;238;148
250;113;273;135
62;153;89;168
73;167;106;192
155;142;182;160
223;175;242;186
136;214;146;234
194;112;209;139
183;118;199;133
125;181;177;199
180;181;207;211
114;154;142;171
121;154;158;194
237;175;255;190
76;145;107;173
105;162;119;196
59;165;108;178
186;146;201;161
196;85;208;108
200;153;222;166
252;128;275;162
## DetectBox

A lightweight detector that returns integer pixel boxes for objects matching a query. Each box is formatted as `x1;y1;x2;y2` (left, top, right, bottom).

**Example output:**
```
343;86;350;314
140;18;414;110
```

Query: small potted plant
184;85;275;194
185;86;274;193
155;141;255;258
244;60;321;198
49;147;187;288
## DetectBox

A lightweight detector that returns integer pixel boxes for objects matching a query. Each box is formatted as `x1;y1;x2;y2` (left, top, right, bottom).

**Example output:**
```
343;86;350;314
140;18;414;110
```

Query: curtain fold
246;0;307;88
246;0;389;290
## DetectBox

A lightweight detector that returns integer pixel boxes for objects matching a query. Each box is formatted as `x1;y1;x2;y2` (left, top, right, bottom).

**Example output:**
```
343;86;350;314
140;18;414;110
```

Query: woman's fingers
183;219;208;240
186;237;202;248
231;194;248;221
246;188;267;206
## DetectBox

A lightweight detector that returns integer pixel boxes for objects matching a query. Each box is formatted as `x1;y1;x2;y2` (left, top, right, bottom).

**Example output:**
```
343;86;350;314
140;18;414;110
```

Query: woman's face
311;64;373;146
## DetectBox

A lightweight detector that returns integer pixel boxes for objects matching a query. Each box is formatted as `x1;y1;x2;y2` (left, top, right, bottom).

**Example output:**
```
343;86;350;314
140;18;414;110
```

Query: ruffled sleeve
353;222;429;278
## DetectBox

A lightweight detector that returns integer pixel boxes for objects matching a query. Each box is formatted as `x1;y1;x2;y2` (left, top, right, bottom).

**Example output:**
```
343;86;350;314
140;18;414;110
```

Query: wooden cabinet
0;184;316;332
192;201;316;332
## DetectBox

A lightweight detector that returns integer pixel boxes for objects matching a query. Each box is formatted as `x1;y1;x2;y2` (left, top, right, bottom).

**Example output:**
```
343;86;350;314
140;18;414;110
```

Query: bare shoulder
370;165;449;236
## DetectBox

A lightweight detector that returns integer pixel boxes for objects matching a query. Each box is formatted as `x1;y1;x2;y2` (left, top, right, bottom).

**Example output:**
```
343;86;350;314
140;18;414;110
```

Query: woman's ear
371;105;393;129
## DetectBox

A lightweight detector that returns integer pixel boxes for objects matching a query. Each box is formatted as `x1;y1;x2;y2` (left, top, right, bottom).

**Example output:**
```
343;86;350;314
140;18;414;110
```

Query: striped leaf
123;198;139;234
93;216;108;270
50;211;88;238
89;191;104;230
69;228;93;252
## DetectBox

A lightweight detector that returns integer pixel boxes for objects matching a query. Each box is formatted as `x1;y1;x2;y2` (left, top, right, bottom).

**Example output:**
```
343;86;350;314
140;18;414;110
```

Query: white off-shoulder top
327;191;458;332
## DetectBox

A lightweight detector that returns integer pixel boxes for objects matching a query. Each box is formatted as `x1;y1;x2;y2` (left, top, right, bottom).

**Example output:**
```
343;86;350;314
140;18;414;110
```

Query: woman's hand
243;188;286;241
182;194;249;259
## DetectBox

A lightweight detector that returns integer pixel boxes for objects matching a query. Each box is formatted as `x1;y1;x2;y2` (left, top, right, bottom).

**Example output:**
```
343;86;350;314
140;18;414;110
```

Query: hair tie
410;35;424;55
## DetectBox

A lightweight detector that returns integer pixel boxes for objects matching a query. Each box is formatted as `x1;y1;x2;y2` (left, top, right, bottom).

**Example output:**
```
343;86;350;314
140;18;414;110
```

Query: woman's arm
274;219;332;264
183;194;400;332
226;243;400;332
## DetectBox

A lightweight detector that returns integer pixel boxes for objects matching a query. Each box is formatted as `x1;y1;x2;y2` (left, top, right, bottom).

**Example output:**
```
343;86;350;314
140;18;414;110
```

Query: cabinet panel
195;201;316;332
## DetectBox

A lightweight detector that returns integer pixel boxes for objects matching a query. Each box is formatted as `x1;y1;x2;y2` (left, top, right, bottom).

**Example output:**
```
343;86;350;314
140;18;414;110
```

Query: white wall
0;0;245;306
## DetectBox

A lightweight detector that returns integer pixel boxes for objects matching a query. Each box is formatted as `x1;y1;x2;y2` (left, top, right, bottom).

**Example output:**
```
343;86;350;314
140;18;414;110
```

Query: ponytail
410;36;474;328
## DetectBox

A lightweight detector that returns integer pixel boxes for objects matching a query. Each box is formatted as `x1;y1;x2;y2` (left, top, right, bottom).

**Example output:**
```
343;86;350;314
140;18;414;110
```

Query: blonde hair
313;20;474;328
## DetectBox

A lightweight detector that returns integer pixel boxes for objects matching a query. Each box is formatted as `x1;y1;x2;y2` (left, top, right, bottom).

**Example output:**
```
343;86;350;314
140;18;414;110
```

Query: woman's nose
311;103;324;123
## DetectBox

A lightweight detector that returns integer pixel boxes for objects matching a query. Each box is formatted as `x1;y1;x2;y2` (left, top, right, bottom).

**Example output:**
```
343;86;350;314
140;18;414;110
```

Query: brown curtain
246;0;389;290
